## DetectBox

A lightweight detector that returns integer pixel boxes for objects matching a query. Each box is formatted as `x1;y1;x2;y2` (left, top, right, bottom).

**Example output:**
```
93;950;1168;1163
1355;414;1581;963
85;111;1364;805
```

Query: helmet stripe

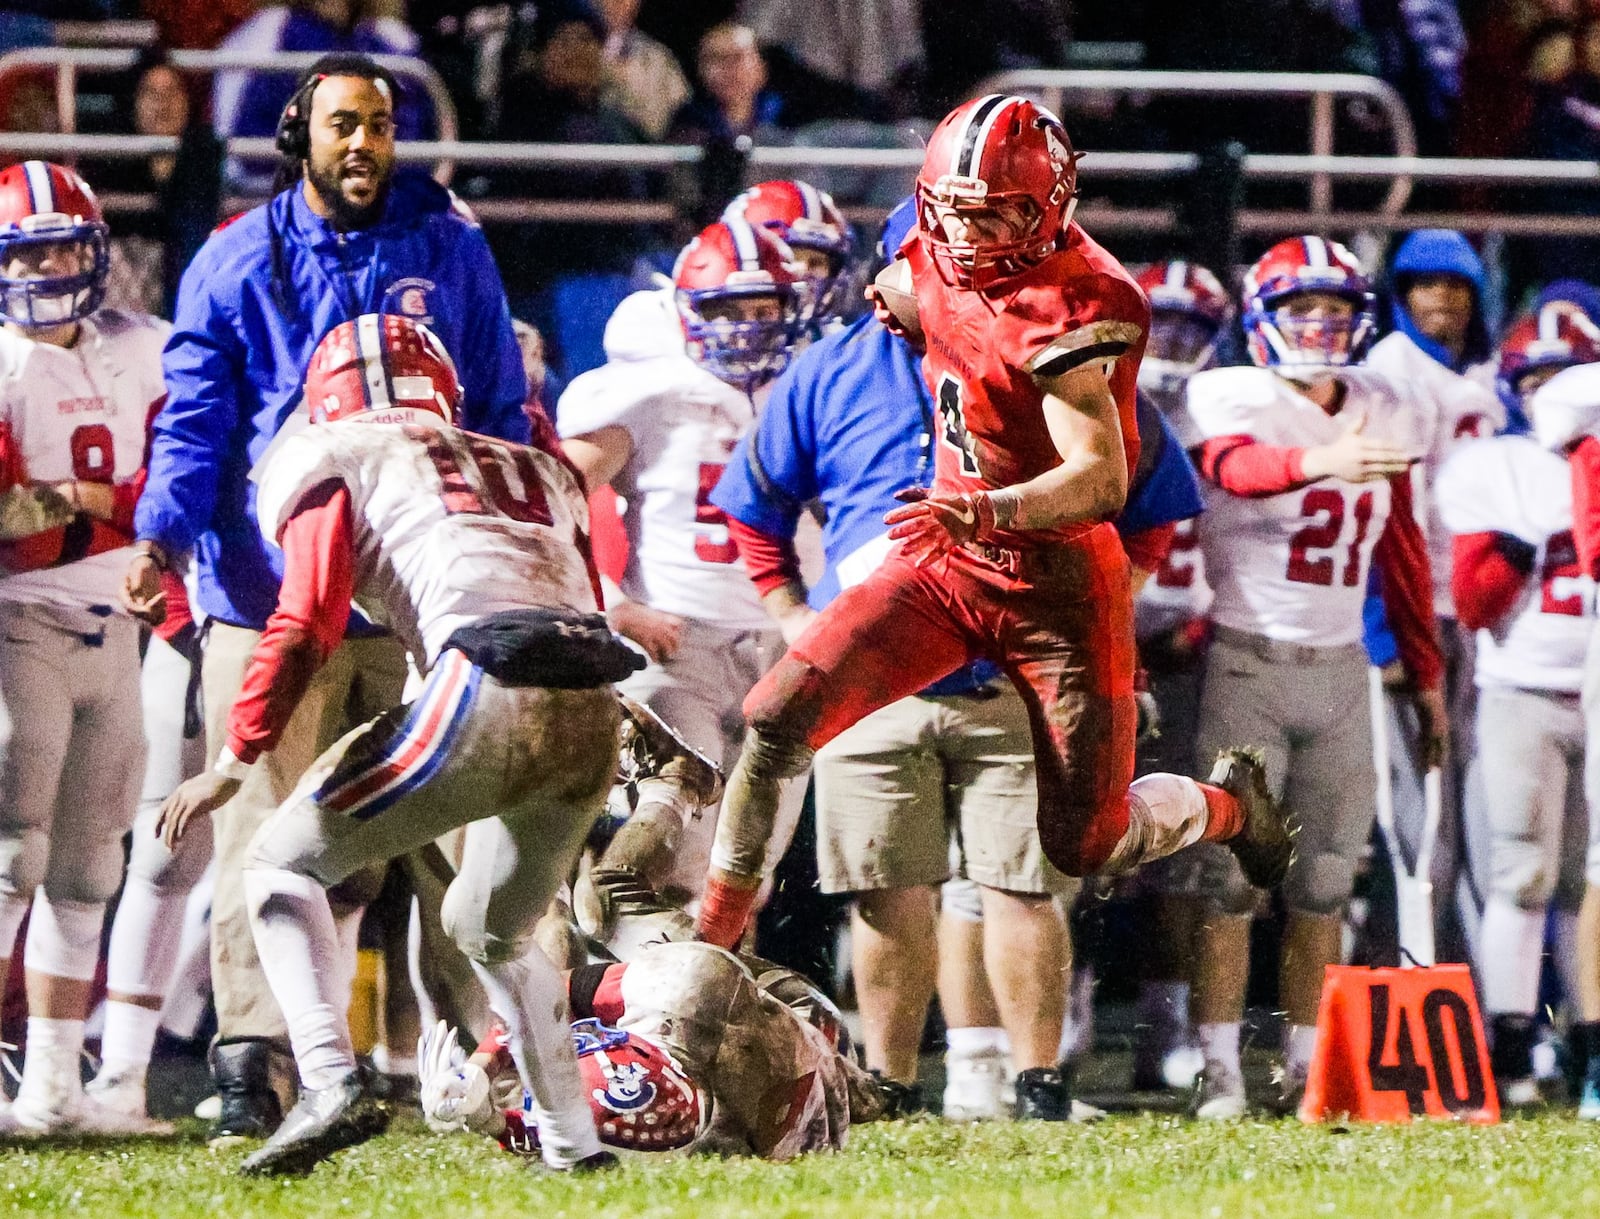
952;94;1006;179
795;179;823;221
1303;236;1330;268
23;161;53;213
356;313;392;411
967;95;1019;181
1165;261;1188;290
724;215;761;268
1538;303;1561;343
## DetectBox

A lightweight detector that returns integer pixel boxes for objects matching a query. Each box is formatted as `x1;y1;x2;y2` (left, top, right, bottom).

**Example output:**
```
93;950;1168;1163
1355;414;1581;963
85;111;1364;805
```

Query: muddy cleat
586;867;697;959
77;1072;175;1136
616;695;723;806
553;1149;619;1173
238;1073;388;1177
1209;748;1292;890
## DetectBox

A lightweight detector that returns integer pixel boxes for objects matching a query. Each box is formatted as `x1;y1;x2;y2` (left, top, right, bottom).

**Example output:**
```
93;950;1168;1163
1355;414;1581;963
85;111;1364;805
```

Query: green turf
3;1115;1599;1219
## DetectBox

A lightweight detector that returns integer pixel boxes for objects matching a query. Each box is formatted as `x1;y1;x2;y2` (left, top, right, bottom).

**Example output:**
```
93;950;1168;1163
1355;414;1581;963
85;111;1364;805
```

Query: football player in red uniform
697;98;1291;1112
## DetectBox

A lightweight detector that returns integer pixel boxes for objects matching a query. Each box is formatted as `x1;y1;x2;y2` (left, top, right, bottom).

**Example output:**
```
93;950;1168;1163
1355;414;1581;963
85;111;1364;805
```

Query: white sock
472;950;602;1169
105;879;188;1002
19;1016;86;1101
98;1002;163;1080
243;866;357;1092
1111;775;1210;871
1197;1021;1241;1074
1478;897;1545;1016
946;1026;1009;1060
1285;1023;1319;1079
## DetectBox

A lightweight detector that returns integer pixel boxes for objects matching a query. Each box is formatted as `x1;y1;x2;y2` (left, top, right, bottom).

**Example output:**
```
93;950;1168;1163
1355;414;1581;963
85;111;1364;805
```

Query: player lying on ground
694;100;1294;1080
156;314;644;1176
419;940;883;1159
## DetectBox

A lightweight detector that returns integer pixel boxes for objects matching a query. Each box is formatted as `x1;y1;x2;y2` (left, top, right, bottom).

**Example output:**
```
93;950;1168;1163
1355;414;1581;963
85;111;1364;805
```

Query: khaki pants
202;623;407;1047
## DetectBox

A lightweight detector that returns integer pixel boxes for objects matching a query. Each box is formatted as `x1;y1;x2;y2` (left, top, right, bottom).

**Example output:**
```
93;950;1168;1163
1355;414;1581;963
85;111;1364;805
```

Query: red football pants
744;523;1137;875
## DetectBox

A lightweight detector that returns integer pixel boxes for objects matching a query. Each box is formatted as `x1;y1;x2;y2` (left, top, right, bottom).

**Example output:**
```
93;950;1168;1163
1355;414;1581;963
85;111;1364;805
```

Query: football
871;258;923;346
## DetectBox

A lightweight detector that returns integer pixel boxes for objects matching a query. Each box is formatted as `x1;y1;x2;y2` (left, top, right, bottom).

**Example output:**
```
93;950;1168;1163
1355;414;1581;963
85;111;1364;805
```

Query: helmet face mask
1242;238;1375;371
674;219;805;392
1496;305;1600;417
722;180;856;326
0;161;110;329
1142;311;1223;395
915;95;1080;289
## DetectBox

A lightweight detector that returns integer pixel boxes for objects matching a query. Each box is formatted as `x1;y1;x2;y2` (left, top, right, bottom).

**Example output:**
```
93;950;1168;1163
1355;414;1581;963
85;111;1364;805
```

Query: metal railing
0;46;459;183
975;69;1420;219
1;63;1598;241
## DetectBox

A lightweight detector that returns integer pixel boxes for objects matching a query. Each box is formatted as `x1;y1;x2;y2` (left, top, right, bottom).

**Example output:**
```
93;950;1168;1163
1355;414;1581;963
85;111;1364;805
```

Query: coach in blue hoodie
122;54;527;1142
1365;229;1502;964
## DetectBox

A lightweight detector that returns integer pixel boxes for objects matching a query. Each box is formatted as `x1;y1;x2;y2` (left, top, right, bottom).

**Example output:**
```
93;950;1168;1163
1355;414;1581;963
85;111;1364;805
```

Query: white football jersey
1366;332;1505;617
1435;435;1589;692
1135;516;1212;640
255;421;596;668
1185;365;1428;645
602;285;687;363
0;309;168;610
558;332;770;632
1530;362;1600;453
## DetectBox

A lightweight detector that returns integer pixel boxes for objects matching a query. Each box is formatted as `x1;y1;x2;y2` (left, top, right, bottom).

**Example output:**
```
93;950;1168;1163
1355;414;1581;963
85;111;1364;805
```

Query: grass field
4;1113;1599;1219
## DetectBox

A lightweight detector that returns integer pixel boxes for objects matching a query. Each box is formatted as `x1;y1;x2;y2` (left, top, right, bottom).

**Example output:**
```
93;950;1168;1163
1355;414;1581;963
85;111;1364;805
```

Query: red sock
1198;782;1245;842
696;875;759;949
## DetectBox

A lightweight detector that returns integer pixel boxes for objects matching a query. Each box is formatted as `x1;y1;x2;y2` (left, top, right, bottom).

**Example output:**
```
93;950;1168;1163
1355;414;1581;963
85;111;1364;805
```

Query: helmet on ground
571;1019;708;1153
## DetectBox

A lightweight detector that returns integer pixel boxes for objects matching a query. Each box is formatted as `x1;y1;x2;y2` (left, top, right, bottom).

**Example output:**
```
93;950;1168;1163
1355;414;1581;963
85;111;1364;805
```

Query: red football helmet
571;1020;708;1154
303;313;461;425
0;160;109;327
1134;260;1232;394
915;93;1081;287
1497;304;1600;409
1241;236;1376;369
723;179;855;321
673;217;806;391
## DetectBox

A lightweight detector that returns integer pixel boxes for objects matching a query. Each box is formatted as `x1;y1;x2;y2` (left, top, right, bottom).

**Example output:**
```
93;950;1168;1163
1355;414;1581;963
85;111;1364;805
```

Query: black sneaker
210;1039;284;1143
554;1150;620;1173
1490;1014;1541;1107
867;1070;925;1118
238;1073;389;1177
1208;748;1292;890
1014;1067;1072;1121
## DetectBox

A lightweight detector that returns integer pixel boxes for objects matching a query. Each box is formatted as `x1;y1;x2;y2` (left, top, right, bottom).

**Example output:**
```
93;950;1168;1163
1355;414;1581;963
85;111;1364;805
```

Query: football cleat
9;1069;84;1135
616;695;723;807
210;1039;283;1145
868;1070;926;1119
1209;748;1293;890
80;1069;174;1135
238;1072;389;1177
942;1049;1013;1122
1013;1066;1072;1121
1193;1061;1248;1120
553;1149;620;1173
585;868;697;960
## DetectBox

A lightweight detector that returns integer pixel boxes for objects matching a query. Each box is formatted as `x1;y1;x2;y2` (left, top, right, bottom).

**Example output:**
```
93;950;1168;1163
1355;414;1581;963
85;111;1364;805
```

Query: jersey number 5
694;462;738;564
419;429;554;526
1286;487;1375;587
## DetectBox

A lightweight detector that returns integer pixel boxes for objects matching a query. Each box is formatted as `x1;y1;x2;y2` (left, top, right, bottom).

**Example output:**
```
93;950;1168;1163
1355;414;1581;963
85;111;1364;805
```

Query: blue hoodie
1387;229;1490;370
136;173;530;629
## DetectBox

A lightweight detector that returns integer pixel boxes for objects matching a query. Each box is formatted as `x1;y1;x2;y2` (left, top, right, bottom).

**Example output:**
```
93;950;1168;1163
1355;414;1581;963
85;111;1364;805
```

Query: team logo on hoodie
384;276;436;324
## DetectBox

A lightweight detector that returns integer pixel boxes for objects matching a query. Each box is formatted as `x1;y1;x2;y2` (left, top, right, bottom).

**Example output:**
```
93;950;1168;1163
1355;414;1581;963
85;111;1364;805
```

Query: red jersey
905;221;1149;546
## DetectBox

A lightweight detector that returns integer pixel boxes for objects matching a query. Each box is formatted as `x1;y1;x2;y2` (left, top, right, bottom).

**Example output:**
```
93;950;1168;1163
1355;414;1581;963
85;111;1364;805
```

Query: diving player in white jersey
1436;417;1596;1107
157;314;645;1176
1175;238;1445;1118
0;161;171;1136
1126;259;1228;1094
557;218;809;928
